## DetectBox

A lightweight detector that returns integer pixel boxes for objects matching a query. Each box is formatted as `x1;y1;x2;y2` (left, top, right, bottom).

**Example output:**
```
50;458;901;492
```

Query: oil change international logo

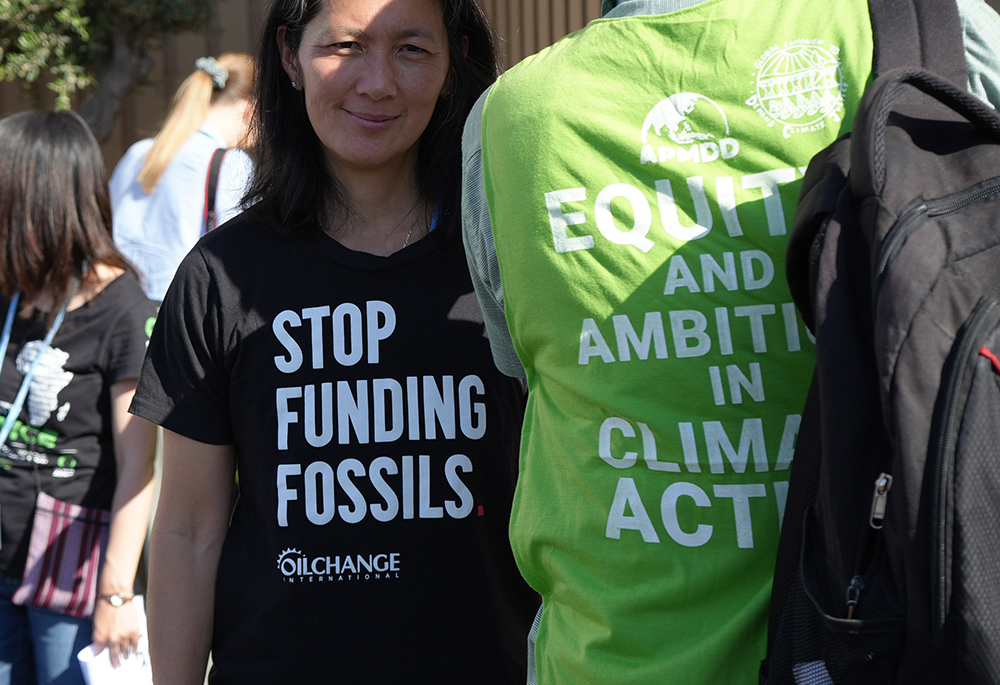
276;548;402;583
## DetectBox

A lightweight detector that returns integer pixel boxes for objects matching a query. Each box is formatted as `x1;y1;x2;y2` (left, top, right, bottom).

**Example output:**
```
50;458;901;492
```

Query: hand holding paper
78;595;152;685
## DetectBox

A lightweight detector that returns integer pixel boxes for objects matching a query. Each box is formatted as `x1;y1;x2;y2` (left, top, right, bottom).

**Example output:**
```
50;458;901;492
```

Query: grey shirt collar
602;0;710;19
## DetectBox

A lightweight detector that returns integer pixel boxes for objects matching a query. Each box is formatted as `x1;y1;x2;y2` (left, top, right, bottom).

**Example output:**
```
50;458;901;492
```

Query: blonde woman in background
110;53;255;303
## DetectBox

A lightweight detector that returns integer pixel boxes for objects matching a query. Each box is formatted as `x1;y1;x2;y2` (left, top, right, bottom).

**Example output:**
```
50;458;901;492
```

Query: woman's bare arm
91;379;157;665
148;429;236;685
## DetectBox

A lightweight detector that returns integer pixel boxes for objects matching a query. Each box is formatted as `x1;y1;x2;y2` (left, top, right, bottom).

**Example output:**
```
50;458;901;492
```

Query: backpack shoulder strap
787;0;969;309
204;147;228;233
868;0;967;87
765;368;823;651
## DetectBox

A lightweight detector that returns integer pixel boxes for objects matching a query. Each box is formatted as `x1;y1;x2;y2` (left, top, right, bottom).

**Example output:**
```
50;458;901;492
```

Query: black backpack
762;1;1000;683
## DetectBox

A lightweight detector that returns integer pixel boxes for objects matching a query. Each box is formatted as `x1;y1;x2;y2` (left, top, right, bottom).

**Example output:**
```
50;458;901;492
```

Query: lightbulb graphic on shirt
15;341;74;426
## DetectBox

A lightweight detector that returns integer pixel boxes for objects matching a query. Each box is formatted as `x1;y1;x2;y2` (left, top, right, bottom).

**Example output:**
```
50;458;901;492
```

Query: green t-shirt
480;0;874;682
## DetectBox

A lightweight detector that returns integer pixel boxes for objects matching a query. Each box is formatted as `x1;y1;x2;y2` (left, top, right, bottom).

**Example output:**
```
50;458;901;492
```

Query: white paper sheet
78;595;153;685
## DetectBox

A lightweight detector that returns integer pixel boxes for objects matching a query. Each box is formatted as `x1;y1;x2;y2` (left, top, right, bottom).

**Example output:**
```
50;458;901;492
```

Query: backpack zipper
846;575;865;619
929;298;1000;642
872;199;926;312
845;472;894;619
872;177;1000;312
869;473;893;530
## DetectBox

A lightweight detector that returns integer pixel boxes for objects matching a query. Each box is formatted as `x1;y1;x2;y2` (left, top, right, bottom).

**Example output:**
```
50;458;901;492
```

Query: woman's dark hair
0;110;135;307
243;0;500;247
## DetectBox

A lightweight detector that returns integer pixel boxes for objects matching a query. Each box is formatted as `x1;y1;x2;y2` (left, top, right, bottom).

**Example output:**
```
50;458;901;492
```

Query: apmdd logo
277;547;401;583
640;93;740;165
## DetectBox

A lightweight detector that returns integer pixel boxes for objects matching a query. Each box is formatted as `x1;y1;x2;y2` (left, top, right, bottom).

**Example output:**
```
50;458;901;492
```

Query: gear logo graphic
747;40;847;138
277;548;303;576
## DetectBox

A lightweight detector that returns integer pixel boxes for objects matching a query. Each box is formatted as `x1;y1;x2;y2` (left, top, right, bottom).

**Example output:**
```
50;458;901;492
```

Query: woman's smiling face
281;0;451;177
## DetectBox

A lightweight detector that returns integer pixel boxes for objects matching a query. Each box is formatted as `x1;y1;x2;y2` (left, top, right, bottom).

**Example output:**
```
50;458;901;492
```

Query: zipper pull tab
869;473;893;530
846;575;865;619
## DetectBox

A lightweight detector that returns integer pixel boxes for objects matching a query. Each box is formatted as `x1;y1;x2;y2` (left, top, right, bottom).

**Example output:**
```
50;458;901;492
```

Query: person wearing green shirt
461;0;1000;683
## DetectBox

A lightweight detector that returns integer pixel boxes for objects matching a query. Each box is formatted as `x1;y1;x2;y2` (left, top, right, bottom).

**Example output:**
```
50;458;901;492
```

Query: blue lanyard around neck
0;291;72;450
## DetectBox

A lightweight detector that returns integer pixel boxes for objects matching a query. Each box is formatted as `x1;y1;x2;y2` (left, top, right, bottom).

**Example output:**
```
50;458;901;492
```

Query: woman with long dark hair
131;0;538;682
0;110;157;684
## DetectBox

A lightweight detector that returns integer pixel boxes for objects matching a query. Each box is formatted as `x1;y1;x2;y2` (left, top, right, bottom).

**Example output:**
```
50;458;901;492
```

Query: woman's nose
355;51;397;100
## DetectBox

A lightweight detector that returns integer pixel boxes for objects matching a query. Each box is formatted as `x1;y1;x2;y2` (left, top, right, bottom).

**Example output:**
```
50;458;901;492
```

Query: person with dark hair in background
130;0;539;682
0;110;157;685
110;53;256;303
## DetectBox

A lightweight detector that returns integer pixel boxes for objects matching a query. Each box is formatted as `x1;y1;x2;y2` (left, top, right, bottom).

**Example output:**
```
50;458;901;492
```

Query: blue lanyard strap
0;291;72;450
0;292;19;371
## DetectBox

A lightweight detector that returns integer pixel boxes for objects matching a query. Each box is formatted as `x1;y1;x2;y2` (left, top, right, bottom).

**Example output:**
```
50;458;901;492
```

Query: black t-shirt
131;218;539;684
0;273;156;578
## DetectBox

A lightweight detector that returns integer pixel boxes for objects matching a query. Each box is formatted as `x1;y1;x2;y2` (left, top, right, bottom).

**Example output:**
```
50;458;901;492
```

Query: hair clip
195;56;229;90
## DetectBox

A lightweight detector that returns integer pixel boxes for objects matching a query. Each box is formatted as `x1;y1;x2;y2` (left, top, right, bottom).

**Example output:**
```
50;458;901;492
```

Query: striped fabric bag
11;492;110;618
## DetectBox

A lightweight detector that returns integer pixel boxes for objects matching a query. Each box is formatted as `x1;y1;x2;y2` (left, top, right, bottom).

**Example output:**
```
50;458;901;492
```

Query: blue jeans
0;576;91;685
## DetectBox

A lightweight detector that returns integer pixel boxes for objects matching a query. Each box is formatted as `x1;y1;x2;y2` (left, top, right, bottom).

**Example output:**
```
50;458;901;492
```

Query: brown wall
0;0;601;168
487;0;602;69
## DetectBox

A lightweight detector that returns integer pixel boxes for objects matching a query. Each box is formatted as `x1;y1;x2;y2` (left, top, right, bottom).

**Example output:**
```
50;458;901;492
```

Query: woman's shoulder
180;213;301;282
63;268;155;340
219;147;252;168
120;138;154;161
114;139;154;173
155;128;228;186
217;149;253;188
109;139;154;192
88;267;155;312
202;211;283;248
159;216;302;325
67;263;126;312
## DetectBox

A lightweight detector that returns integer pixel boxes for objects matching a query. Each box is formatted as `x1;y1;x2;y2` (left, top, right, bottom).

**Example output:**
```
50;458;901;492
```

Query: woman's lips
346;110;399;130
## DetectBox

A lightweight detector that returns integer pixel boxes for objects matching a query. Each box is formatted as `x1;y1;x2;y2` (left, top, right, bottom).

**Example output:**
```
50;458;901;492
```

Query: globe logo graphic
754;45;845;127
641;93;730;146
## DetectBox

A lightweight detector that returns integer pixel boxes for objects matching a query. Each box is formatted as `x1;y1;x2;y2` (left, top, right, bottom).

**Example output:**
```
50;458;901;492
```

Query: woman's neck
205;100;249;148
329;157;429;257
27;263;124;314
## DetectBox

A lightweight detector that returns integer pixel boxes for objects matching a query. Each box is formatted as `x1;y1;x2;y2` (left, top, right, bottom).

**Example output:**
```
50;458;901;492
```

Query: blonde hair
136;52;255;193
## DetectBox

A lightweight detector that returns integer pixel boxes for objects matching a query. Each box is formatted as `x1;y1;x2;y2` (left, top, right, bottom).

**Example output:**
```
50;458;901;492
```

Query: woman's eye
401;44;426;55
332;41;359;51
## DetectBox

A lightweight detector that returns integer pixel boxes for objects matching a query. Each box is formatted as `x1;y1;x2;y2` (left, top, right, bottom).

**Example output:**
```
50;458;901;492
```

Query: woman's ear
276;26;301;89
440;67;455;99
461;36;469;58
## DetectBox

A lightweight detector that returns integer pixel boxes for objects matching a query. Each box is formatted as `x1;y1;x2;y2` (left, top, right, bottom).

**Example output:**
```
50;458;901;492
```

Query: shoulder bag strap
868;0;967;87
204;148;228;233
